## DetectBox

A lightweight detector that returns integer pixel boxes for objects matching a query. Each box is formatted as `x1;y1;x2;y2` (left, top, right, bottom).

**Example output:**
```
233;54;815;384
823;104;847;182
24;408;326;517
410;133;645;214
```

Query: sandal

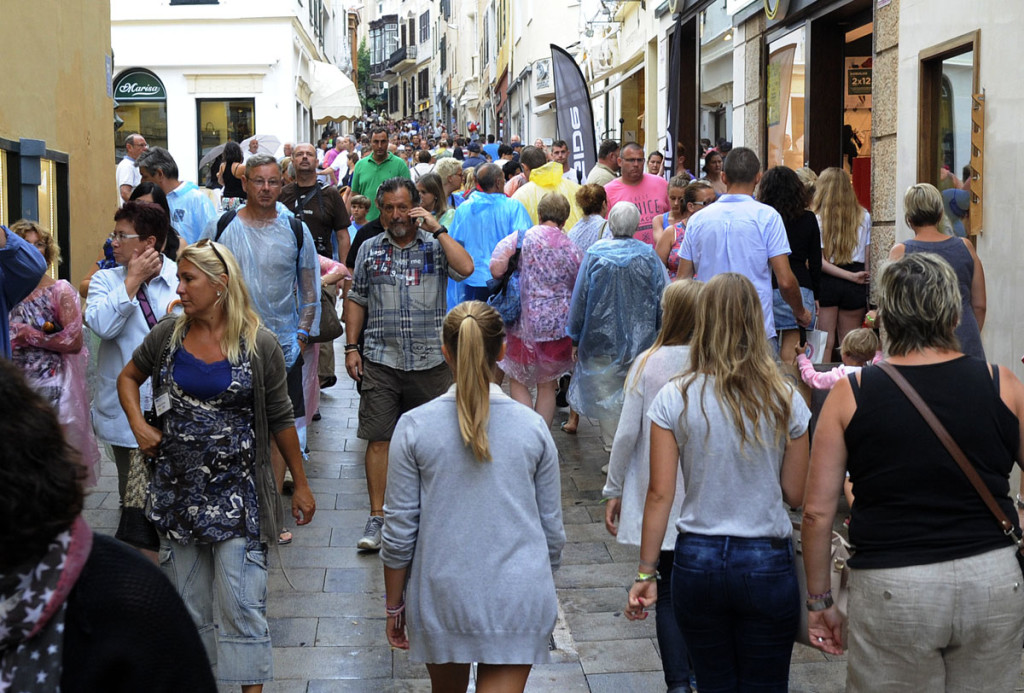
560;421;577;435
278;530;293;545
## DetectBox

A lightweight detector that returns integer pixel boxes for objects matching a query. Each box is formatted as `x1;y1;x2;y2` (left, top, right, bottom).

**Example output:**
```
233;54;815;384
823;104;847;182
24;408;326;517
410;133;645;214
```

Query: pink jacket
796;351;882;390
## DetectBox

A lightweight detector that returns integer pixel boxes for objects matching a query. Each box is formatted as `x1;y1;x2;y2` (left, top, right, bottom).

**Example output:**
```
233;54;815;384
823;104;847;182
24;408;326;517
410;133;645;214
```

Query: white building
111;0;349;185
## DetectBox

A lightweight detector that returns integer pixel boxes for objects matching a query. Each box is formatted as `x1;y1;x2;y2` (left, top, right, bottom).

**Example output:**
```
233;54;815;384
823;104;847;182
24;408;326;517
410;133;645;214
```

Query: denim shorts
772;286;816;332
159;536;273;685
672;533;799;693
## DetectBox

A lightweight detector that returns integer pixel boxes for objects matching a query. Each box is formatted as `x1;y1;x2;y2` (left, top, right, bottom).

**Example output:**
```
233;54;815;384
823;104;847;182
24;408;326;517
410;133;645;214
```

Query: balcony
387;44;417;72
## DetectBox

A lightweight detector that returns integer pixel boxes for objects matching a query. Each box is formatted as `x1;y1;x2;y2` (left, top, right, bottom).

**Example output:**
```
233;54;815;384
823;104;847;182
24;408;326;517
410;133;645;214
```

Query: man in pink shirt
604;142;670;246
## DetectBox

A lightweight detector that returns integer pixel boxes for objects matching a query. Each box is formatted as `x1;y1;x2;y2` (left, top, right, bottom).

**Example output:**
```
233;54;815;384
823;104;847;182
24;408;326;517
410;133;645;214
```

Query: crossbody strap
876;361;1021;544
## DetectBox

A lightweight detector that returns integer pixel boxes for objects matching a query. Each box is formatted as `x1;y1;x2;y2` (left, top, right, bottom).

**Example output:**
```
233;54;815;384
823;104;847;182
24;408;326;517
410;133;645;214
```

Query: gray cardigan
131;315;294;546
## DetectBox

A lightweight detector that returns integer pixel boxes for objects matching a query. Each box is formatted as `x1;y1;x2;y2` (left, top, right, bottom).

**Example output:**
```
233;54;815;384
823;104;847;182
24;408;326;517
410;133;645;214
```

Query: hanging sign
114;69;167;102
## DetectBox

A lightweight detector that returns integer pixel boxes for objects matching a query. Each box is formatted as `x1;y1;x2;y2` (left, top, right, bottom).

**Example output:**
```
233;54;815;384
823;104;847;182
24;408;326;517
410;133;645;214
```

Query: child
795;327;879;390
348;194;370;235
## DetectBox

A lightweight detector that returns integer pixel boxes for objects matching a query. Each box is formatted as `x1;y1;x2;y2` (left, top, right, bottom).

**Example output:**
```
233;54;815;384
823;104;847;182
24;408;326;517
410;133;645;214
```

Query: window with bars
408;17;416;47
440;36;447;74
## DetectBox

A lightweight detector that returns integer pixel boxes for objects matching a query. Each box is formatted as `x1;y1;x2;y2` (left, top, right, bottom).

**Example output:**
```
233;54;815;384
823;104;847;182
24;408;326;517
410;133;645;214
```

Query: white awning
310;60;361;124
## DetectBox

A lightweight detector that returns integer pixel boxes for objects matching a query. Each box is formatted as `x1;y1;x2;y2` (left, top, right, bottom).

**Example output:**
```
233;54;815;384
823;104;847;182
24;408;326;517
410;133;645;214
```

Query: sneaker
357;515;385;551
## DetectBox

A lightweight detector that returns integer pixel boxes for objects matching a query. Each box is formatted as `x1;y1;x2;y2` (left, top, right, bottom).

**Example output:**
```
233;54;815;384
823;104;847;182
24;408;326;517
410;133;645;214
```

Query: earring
217;291;222;296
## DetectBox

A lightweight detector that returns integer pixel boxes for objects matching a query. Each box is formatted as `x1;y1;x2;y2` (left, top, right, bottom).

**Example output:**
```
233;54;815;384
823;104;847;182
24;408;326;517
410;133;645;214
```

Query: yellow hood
529;161;566;189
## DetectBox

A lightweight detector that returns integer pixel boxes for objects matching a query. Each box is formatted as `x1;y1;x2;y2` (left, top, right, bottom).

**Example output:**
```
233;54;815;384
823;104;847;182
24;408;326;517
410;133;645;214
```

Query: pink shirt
604;174;670;246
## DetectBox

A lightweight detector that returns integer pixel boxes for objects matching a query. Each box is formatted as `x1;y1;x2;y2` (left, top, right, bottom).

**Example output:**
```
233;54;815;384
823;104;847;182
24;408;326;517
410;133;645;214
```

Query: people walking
381;300;565;693
117;240;314;691
626;272;810;691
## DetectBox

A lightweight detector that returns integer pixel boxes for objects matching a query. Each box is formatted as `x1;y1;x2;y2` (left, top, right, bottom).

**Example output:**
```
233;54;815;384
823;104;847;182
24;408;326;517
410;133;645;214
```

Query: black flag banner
664;16;683;180
550;44;597;181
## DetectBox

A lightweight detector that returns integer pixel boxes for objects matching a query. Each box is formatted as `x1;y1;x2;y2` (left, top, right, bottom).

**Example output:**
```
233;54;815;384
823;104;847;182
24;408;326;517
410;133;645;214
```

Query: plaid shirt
349;228;467;371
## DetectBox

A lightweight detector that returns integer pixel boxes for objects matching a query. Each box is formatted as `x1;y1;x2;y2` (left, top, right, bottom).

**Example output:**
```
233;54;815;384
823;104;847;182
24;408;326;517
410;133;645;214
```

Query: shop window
114;69;169;161
196;99;256;185
0;140;69;279
918;32;980;235
767;27;805;170
699;0;734;155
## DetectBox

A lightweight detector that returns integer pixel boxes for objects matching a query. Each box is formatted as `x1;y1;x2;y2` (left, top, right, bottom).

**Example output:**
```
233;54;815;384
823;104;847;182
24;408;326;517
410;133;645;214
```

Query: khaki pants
319;283;338;385
846;546;1024;692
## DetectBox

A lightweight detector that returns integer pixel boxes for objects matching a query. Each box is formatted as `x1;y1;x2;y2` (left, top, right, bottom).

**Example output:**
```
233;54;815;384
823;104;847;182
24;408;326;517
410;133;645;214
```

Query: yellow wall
0;0;114;285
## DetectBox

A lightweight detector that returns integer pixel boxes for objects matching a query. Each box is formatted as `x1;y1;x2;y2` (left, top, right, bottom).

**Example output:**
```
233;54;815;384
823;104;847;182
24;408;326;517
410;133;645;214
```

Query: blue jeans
657;550;693;692
159;536;273;685
672;533;799;693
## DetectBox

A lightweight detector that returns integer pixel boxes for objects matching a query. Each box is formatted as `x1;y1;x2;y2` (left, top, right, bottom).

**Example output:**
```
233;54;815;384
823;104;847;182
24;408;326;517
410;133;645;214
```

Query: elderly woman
9;220;100;485
566;201;668;454
889;182;985;359
0;359;217;692
117;241;314;691
567;184;609;255
802;252;1024;691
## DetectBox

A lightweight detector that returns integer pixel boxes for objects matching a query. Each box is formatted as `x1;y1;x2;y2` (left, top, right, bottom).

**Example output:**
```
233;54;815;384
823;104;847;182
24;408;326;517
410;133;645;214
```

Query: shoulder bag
486;227;527;326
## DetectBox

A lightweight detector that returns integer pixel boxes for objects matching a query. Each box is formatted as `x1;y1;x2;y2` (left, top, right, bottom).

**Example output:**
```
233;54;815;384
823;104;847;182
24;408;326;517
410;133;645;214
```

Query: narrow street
83;346;852;692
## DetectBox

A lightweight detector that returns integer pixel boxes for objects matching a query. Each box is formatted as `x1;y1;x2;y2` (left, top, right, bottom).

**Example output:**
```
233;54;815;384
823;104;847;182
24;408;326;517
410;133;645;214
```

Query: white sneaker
601;463;609;474
357;515;385;551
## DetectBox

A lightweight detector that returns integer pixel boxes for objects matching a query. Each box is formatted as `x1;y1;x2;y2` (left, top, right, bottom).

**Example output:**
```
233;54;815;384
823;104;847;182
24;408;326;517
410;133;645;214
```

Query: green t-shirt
351;153;412;221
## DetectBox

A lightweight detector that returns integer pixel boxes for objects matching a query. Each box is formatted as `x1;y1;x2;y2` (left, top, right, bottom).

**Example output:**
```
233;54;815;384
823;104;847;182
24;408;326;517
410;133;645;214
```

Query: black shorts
286;353;306;419
819;262;868;310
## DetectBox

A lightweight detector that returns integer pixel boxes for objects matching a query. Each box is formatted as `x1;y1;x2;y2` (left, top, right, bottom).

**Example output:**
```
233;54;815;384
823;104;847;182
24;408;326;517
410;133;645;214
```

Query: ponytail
443;301;506;462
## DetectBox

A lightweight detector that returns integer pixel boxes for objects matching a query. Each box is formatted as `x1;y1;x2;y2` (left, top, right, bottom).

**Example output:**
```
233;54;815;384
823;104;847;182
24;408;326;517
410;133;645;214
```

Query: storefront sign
764;0;790;21
113;69;167;102
847;68;872;95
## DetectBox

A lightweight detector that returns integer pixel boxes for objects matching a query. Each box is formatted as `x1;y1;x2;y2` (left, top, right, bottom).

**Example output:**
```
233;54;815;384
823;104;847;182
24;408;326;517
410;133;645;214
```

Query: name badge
154;388;171;417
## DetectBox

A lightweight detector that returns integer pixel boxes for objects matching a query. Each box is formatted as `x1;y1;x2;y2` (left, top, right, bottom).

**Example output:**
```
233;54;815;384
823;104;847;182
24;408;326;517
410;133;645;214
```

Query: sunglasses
195;238;229;277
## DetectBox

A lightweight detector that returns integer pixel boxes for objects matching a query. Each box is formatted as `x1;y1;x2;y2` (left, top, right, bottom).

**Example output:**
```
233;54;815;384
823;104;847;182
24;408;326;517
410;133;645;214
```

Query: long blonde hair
813;167;865;265
629;280;704;391
677;273;792;449
442;301;505;461
172;241;261;364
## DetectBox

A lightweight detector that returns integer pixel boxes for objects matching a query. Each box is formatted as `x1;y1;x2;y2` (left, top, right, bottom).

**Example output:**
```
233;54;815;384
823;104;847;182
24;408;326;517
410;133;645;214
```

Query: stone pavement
81;356;852;692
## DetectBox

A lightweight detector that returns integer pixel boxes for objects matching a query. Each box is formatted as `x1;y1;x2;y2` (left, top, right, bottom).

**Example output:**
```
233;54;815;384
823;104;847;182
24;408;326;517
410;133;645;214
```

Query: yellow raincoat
512;161;584;230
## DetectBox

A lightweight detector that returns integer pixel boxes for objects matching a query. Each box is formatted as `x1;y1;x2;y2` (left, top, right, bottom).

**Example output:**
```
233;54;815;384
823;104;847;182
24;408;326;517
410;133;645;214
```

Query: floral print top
491;224;583;343
9;280;84;407
665;222;687;279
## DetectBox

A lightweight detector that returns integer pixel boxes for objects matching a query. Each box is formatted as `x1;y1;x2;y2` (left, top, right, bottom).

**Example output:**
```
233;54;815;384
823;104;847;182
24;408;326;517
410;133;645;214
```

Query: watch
432;225;448;240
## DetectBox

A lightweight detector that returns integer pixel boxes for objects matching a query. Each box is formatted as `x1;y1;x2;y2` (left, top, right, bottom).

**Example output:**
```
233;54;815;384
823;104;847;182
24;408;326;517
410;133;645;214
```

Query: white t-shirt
678;193;792;338
410;162;435;182
116;157;140;194
647;376;810;540
817;210;871;264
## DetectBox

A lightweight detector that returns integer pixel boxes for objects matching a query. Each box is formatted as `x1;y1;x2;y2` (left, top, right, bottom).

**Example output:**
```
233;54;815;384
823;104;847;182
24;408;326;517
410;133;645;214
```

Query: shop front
114;68;168;162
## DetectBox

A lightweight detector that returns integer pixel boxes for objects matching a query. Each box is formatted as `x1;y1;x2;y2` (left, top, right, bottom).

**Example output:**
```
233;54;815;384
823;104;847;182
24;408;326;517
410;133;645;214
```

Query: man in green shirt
351;127;411;221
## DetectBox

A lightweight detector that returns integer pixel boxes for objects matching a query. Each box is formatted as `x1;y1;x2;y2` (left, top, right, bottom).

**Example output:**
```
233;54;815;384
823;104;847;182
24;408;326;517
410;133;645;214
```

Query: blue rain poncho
565;237;668;419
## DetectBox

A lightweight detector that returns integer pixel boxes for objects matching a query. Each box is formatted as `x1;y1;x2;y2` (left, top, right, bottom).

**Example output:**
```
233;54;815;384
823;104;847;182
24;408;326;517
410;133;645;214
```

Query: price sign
848;68;872;95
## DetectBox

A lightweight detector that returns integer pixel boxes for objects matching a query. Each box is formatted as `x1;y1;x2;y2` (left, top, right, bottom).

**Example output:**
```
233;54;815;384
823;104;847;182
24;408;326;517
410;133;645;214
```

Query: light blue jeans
159;536;273;685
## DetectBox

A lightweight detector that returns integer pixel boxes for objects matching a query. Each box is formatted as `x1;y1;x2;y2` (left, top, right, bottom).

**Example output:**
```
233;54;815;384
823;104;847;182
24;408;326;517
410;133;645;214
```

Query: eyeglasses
195;239;230;277
108;231;140;243
248;178;282;188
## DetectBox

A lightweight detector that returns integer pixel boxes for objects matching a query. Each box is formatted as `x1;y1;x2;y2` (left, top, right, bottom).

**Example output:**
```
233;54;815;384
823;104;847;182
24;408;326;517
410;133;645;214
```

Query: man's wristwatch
432;225;448;240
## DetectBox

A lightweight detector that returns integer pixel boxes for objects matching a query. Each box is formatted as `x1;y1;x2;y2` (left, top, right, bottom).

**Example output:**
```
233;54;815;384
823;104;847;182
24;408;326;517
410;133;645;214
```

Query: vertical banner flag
550;45;597;181
664;17;683;180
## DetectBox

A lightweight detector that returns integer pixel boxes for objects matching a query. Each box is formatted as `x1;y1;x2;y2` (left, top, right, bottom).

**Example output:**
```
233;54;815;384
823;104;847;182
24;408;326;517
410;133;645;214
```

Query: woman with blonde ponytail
381;300;566;693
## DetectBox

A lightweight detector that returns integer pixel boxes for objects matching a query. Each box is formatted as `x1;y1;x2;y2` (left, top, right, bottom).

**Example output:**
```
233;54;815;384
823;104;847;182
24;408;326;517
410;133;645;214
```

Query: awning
310;60;361;123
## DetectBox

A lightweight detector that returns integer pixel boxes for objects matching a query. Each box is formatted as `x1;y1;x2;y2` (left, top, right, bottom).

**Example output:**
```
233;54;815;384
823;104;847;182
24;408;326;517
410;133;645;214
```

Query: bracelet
344;343;360;353
634;571;660;583
806;594;835;612
806;589;832;601
385;600;405;617
297;328;310;337
432;226;448;239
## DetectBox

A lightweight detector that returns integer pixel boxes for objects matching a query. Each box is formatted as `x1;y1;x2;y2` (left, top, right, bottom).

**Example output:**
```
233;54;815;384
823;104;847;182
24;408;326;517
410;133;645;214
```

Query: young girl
795;327;879;390
603;280;704;693
382;301;565;693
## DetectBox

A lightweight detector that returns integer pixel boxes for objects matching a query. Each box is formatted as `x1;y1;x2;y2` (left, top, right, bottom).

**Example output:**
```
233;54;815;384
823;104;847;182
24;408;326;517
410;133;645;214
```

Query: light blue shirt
167;182;217;244
447;191;532;308
679;193;791;338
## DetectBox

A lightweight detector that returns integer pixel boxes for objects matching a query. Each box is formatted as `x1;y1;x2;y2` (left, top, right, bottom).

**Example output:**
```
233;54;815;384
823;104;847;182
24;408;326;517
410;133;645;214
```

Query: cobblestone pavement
81;349;854;692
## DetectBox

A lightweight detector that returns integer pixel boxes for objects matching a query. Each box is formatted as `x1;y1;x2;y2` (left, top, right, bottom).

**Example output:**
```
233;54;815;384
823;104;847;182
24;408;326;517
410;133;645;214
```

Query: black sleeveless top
221;162;246;199
845;356;1019;569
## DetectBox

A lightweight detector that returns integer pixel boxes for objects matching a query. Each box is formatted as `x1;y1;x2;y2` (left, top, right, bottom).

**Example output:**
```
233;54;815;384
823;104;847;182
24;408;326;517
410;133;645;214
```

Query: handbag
115;449;160;551
310;285;342;343
486;228;527;325
876;361;1024;573
792;523;851;648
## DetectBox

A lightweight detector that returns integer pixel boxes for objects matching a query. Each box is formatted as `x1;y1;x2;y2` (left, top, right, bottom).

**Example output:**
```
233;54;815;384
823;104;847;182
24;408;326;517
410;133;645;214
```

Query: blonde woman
382;301;565;693
603;280;704;693
626;273;810;691
117;241;314;692
814;167;871;360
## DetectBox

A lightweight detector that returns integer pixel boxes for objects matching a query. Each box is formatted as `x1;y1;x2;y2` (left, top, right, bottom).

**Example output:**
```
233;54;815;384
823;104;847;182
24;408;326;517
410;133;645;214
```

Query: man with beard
200;155;320;503
280;143;351;388
344;177;474;551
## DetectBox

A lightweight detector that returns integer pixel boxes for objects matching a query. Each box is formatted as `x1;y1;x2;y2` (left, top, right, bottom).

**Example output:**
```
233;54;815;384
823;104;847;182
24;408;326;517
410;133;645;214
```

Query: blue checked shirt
348;228;467;371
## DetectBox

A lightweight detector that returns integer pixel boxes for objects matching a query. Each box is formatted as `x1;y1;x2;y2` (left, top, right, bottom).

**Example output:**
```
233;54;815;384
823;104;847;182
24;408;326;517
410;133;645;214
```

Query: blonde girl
813;167;871;360
382;301;565;693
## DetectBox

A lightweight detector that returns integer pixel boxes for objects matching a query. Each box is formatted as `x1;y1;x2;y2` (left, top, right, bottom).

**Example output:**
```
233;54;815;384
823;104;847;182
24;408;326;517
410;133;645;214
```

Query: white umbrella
241;135;282;158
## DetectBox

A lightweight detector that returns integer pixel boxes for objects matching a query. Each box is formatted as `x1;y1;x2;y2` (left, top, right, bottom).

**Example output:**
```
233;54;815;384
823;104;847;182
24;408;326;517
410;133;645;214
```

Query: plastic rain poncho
512;161;585;230
565;237;668;419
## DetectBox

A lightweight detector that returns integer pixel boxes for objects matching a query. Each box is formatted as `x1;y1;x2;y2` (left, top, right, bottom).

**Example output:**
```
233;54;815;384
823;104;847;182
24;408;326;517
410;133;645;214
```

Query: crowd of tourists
0;114;1017;693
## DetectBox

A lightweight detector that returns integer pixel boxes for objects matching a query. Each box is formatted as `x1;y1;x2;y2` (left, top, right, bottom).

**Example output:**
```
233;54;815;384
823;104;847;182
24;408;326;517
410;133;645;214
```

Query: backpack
214;210;303;253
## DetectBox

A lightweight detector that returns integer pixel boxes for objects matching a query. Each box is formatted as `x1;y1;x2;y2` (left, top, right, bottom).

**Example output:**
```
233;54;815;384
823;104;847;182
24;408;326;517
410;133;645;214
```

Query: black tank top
222;163;246;199
845;356;1019;569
